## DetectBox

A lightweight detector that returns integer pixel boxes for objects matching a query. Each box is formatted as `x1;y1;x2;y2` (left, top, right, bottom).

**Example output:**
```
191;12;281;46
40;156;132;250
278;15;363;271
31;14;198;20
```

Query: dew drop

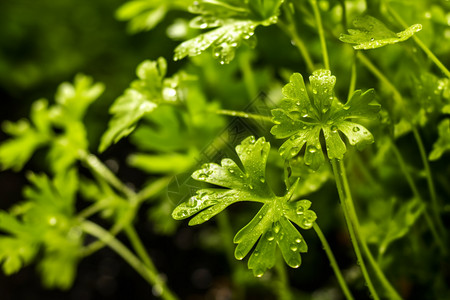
228;168;235;173
331;125;338;133
274;223;281;234
177;210;188;218
255;269;264;277
307;145;317;153
289;258;300;268
266;231;275;241
290;243;298;252
312;89;318;94
353;126;360;132
290;147;299;157
259;176;265;183
187;198;197;208
295;238;302;243
302;219;312;228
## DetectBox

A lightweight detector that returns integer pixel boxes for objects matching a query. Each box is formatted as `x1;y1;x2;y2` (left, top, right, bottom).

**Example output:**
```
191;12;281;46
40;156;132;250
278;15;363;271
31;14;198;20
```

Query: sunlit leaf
271;70;380;170
340;15;422;50
173;136;316;276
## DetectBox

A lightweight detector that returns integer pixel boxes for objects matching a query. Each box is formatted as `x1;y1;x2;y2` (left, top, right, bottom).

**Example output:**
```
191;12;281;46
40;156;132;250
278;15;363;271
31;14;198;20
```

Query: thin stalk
348;55;357;100
274;254;292;300
81;221;178;300
384;2;450;78
239;50;258;99
333;159;402;300
356;53;403;106
124;225;157;272
338;0;348;29
390;140;447;254
82;204;138;256
310;0;330;69
357;52;446;239
330;159;380;300
216;212;245;300
313;223;354;300
77;201;107;220
216;109;273;123
411;128;446;238
279;6;315;72
79;150;136;200
135;176;173;203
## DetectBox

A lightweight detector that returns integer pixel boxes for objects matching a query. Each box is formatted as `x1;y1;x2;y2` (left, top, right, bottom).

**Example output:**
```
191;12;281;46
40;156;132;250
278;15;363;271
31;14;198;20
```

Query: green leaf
174;0;281;63
0;170;82;288
0;100;52;171
116;0;168;33
99;58;167;152
172;136;316;276
271;70;380;170
174;20;259;64
0;237;38;275
53;74;105;123
339;15;422;50
429;119;450;161
362;198;424;256
116;0;191;33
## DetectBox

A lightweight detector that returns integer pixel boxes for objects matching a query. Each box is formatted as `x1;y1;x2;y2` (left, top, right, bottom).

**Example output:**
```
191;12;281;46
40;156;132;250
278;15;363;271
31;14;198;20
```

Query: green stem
135;176;173;203
81;221;178;300
356;52;404;106
311;0;330;70
79;150;136;200
390;139;447;254
124;225;157;272
216;109;273;123
279;6;315;72
348;55;357;100
313;223;354;300
357;51;446;239
77;201;107;220
239;50;258;99
274;254;292;300
384;2;450;78
332;159;402;300
411;128;446;238
216;212;245;300
330;159;380;300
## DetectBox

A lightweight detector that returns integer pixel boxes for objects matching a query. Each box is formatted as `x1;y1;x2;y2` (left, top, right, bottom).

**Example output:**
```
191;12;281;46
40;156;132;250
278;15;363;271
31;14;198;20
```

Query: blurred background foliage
0;0;449;299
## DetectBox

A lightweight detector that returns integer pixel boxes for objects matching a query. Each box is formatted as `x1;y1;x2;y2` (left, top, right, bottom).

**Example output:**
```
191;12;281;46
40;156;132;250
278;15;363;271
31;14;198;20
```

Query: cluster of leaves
0;170;81;289
0;75;104;173
173;136;317;276
271;70;380;170
1;0;450;298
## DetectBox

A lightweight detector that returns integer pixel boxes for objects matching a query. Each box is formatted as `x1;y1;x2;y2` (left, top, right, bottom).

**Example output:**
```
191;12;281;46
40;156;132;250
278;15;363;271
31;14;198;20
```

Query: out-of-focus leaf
429;119;450;161
362;198;424;255
0;100;51;171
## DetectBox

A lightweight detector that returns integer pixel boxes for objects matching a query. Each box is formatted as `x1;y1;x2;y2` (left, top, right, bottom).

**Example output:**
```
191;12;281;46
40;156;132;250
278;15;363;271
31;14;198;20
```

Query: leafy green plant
1;0;449;299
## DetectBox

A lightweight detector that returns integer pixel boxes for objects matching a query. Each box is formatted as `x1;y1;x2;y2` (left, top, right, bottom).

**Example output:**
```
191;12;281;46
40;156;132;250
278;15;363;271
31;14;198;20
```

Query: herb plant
1;0;449;299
